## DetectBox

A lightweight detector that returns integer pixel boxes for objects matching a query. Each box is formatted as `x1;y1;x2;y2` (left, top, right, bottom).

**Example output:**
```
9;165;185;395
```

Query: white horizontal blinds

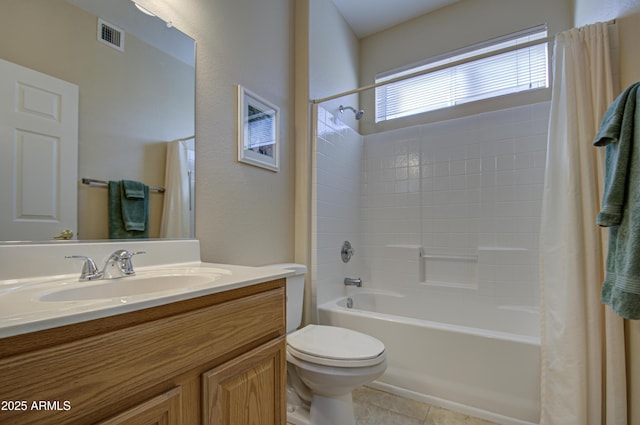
247;105;275;148
375;26;548;122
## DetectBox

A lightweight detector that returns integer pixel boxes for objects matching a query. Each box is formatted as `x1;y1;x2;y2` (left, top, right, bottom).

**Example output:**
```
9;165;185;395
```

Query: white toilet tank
266;263;307;333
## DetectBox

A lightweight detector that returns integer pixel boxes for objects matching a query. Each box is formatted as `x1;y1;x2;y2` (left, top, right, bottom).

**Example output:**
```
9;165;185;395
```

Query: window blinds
375;26;548;122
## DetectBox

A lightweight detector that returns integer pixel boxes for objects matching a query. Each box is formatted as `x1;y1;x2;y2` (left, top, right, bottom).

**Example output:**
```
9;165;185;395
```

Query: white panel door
0;58;79;241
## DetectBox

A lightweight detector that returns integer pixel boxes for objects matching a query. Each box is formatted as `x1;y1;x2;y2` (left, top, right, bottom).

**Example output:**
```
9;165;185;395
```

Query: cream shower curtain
540;22;626;425
160;139;192;238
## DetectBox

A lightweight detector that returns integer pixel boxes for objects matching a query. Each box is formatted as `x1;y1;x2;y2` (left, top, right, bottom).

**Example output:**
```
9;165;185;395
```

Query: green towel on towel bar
108;180;150;239
122;179;146;200
594;82;640;320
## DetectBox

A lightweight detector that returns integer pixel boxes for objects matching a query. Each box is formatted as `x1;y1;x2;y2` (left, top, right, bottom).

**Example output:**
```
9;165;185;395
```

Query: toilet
268;263;387;425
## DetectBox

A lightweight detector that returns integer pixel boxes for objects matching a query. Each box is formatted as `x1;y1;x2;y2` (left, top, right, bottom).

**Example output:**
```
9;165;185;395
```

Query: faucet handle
341;241;354;263
123;251;146;275
110;249;146;259
104;249;146;278
65;255;103;281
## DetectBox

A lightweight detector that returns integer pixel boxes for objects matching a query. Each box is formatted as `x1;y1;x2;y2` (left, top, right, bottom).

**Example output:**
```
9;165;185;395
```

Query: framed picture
237;85;280;172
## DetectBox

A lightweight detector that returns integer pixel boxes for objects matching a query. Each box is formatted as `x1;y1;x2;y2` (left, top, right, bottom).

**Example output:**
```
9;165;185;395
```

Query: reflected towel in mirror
108;180;149;239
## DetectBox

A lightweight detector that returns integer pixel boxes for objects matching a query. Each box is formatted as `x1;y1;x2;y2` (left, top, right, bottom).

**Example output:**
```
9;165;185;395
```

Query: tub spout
344;277;362;287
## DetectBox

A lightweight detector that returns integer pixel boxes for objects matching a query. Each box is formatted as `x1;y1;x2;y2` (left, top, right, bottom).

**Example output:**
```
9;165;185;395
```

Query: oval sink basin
40;273;220;302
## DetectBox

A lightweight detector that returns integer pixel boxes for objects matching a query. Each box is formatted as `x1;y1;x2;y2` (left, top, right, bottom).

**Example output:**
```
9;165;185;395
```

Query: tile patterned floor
353;386;499;425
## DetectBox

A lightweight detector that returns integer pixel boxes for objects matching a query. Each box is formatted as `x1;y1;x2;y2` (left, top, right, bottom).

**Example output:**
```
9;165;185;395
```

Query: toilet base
310;393;355;425
287;392;355;425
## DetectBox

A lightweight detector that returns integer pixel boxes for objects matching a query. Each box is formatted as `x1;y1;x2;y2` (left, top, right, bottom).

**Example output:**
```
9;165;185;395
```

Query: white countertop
0;262;292;339
0;240;294;339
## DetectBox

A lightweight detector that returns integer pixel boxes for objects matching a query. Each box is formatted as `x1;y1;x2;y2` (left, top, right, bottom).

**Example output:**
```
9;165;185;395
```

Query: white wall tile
315;102;550;310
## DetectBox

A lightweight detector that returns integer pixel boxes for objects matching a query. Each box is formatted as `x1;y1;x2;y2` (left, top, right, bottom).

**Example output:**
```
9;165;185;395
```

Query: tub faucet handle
341;241;354;263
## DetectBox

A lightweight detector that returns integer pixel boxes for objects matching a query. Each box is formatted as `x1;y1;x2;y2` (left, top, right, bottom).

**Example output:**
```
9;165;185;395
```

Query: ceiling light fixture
133;3;155;17
131;1;173;28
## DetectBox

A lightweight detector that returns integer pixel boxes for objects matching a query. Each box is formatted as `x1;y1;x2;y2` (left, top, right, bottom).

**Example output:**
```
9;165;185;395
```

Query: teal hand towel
120;179;148;231
594;82;640;320
595;83;639;226
122;179;146;199
108;180;149;239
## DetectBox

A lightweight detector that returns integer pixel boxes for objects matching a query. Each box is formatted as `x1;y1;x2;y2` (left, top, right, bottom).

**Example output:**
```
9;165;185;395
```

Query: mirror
0;0;195;242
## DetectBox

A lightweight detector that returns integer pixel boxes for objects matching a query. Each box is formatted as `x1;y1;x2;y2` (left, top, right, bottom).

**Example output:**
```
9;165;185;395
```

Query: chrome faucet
102;249;146;279
66;250;145;281
344;277;362;287
65;255;103;281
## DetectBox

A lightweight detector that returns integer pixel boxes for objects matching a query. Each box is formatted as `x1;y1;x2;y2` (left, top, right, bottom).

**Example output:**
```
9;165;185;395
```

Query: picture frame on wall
237;85;280;172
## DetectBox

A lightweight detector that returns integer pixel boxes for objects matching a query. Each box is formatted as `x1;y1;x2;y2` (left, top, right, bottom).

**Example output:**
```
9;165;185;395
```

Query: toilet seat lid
287;325;385;363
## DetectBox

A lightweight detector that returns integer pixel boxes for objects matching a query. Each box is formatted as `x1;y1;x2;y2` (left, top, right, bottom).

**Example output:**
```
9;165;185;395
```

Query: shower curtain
540;22;626;425
160;139;192;238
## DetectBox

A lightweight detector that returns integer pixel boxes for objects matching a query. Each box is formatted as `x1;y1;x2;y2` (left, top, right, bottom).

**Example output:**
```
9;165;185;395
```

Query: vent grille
97;18;124;52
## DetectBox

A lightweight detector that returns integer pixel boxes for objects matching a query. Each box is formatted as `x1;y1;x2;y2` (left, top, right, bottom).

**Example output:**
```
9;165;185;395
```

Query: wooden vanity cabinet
203;338;285;425
96;387;183;425
0;279;286;425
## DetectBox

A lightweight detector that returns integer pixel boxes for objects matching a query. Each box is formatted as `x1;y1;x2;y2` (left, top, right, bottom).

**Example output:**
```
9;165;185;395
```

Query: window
375;26;549;122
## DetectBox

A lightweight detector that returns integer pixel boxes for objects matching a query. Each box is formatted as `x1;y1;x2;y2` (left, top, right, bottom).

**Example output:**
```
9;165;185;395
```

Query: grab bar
419;252;478;262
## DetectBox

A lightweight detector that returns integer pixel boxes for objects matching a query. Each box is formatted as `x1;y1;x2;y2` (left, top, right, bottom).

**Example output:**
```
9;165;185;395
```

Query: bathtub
317;290;540;425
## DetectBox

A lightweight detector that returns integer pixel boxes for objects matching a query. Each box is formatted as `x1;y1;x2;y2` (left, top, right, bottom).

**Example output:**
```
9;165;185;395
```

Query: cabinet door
202;338;286;425
96;387;182;425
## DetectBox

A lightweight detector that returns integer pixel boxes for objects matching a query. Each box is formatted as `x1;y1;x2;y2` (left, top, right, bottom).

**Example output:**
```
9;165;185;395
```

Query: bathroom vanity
0;240;290;425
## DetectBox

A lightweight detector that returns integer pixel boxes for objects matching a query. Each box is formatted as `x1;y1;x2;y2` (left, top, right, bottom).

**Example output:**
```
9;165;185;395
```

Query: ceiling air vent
97;18;125;52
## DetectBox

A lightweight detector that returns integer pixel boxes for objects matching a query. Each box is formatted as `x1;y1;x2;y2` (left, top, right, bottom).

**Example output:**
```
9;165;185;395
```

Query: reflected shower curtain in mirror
160;140;192;238
540;21;626;425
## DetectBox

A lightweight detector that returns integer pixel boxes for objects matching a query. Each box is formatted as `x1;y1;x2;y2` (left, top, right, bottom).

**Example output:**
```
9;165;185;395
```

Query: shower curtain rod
310;19;616;105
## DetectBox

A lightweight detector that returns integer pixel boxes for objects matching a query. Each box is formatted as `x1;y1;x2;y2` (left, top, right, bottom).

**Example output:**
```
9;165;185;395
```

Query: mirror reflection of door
0;59;78;241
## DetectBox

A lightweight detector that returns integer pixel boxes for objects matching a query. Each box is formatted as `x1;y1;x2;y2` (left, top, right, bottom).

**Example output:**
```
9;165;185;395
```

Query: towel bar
81;178;165;193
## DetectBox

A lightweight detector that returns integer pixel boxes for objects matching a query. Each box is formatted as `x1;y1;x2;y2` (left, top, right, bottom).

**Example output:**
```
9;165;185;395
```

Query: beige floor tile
354;387;430;420
289;386;500;425
355;400;424;425
425;406;499;425
354;386;499;425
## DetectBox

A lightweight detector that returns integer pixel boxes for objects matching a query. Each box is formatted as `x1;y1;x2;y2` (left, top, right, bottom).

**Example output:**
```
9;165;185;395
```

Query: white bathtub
317;290;540;425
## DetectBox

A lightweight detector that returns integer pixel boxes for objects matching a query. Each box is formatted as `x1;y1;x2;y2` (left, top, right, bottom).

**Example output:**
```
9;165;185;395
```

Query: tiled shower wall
313;102;550;310
312;106;364;312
